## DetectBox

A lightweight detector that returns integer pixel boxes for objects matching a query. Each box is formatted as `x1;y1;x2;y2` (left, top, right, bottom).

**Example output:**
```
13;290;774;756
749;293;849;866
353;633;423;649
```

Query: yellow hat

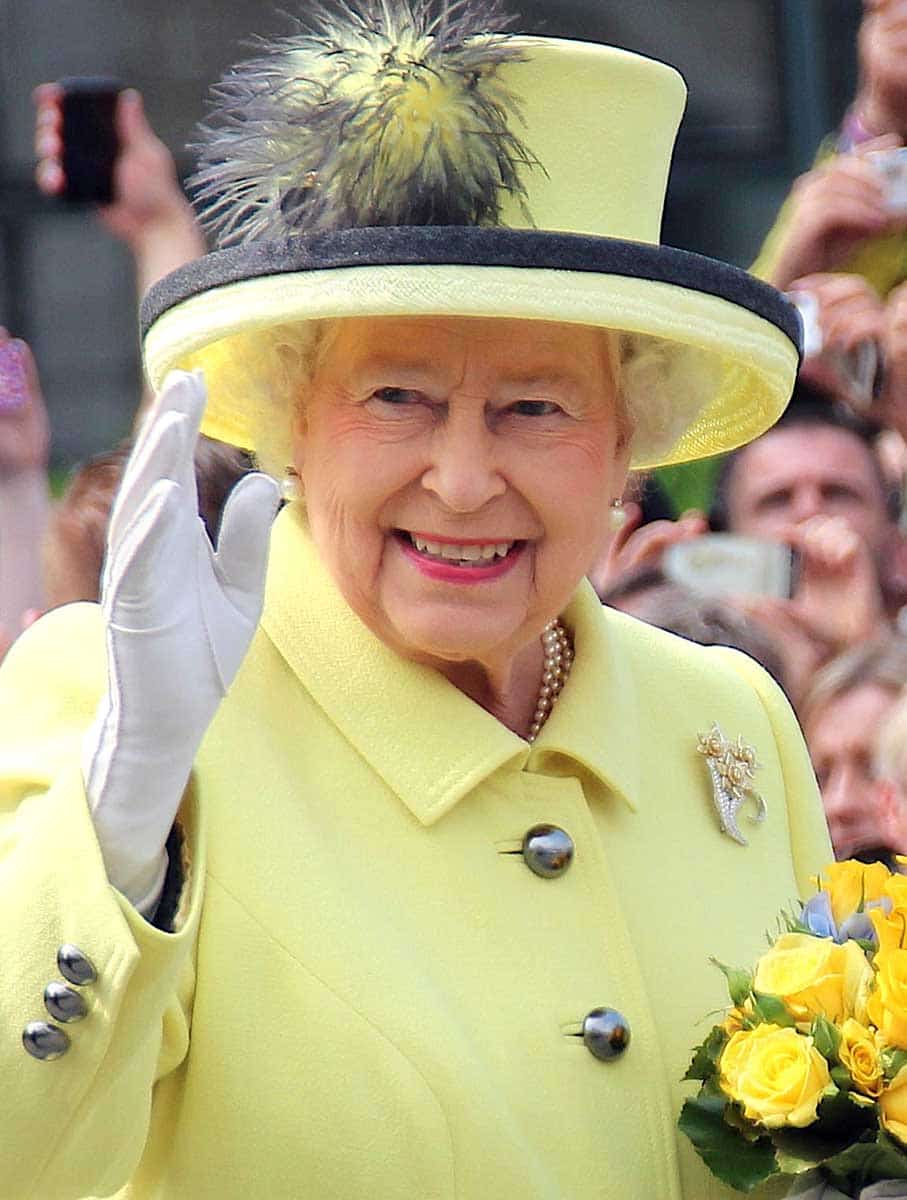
141;2;799;471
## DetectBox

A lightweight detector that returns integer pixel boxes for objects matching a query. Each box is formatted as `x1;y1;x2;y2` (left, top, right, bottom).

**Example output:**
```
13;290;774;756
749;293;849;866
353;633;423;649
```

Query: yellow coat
0;506;830;1200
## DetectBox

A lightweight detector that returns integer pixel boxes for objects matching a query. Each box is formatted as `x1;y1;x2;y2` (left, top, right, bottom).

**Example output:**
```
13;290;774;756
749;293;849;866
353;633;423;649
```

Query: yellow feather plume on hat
190;0;539;247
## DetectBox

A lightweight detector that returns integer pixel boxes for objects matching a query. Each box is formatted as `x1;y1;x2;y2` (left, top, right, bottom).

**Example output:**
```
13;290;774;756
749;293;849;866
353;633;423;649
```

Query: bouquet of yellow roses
679;861;907;1198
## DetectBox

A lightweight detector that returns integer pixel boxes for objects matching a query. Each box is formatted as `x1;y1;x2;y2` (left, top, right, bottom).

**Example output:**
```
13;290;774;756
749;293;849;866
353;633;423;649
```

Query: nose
821;763;852;825
420;409;506;512
791;483;823;525
821;761;864;857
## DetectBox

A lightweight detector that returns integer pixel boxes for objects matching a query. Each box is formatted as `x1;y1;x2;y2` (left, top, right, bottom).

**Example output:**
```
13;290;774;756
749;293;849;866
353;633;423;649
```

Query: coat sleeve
0;603;203;1200
709;645;833;896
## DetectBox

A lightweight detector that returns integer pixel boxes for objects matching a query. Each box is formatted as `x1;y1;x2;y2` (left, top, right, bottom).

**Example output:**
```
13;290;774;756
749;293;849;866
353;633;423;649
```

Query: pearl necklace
528;619;574;742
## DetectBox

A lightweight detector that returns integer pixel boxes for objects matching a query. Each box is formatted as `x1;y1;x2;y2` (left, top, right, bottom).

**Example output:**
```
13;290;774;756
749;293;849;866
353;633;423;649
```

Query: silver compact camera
867;146;907;215
664;535;798;600
786;289;880;412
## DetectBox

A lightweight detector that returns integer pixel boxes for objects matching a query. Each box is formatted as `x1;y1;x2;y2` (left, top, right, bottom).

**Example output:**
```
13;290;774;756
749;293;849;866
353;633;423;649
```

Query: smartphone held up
57;77;123;205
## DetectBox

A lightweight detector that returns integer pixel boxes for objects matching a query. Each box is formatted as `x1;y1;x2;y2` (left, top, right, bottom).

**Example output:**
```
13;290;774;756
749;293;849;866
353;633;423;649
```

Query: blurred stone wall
0;0;861;467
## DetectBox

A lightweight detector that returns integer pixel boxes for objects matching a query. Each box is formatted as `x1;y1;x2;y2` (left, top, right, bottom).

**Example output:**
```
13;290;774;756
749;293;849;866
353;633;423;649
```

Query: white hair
236;319;708;481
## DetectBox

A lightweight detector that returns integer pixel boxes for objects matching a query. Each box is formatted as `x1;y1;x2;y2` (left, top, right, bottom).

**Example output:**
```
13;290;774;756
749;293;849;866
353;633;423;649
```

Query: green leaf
678;1093;778;1193
813;1087;878;1146
822;1135;907;1193
684;1025;728;1082
883;1047;907;1083
812;1015;842;1064
774;1137;826;1175
751;992;795;1028
830;1066;852;1092
710;958;754;1008
724;1102;767;1144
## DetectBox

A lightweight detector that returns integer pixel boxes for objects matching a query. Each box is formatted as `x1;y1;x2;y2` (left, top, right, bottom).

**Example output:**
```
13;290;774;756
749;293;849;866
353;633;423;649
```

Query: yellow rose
719;1024;830;1128
820;861;890;926
754;933;871;1024
881;1065;907;1145
838;1018;883;1097
885;873;907;910
870;905;904;955
867;947;907;1049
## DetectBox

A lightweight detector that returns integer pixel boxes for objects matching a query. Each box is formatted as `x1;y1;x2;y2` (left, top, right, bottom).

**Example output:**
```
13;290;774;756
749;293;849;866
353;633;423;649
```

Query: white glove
82;370;280;912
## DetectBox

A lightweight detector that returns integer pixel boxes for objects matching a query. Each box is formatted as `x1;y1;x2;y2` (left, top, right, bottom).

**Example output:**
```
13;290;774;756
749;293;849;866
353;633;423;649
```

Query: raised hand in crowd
587;499;707;598
760;138;904;291
0;331;50;649
792;271;886;414
721;515;885;709
878;278;907;439
33;84;205;298
790;513;886;646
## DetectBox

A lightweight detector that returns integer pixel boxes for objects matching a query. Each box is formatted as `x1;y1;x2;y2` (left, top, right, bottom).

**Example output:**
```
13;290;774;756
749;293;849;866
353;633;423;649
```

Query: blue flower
800;891;884;945
802;891;838;940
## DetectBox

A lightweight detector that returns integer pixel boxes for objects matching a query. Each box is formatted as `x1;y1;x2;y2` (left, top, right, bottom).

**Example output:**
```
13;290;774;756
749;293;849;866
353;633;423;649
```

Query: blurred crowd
8;0;907;867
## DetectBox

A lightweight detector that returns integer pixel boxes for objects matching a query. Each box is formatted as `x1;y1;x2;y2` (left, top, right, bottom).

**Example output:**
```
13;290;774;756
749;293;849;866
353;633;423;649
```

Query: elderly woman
2;4;830;1198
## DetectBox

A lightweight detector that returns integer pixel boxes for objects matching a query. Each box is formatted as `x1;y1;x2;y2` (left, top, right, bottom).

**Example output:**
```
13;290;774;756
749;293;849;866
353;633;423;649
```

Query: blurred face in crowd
294;316;630;677
804;681;899;859
724;425;892;561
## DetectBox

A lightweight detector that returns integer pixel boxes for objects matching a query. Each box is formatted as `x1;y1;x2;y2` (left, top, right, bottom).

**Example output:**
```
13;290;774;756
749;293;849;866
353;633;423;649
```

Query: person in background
712;390;903;704
44;436;253;609
34;85;206;304
752;0;907;297
0;86;213;665
596;381;901;710
0;329;50;651
801;633;907;862
873;668;907;851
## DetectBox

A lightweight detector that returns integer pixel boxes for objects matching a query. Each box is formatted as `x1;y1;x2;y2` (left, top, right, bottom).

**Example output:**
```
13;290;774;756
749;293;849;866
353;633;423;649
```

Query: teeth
408;534;514;563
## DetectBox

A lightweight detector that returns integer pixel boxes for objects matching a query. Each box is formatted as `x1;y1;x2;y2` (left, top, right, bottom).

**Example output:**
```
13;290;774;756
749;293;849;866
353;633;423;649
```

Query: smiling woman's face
293;315;630;671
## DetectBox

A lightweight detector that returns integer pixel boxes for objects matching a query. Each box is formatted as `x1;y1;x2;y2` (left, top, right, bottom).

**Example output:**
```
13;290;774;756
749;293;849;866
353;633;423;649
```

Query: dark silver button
44;982;88;1023
57;944;97;986
521;824;574;878
22;1021;70;1061
583;1008;631;1061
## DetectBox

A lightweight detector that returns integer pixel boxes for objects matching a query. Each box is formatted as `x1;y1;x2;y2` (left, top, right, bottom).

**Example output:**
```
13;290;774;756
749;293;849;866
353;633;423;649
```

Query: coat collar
260;506;641;825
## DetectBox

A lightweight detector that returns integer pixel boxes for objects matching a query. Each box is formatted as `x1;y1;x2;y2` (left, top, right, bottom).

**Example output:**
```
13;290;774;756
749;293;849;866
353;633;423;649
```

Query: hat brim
141;227;800;471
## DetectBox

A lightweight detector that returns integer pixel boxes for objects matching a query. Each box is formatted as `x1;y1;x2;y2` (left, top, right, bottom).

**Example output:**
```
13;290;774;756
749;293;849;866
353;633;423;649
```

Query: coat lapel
260;505;643;823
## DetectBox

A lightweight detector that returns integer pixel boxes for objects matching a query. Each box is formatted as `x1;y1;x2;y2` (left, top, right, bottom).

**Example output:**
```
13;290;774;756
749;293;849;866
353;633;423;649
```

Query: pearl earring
609;497;626;530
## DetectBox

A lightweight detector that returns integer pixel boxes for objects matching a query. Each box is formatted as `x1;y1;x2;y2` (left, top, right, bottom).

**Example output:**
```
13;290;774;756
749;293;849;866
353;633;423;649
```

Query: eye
823;484;861;504
508;399;563;417
371;386;423;405
756;489;791;512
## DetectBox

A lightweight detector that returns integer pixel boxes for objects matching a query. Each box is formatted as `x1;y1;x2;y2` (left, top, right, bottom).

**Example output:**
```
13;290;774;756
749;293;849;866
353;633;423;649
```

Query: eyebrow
350;358;587;391
497;370;585;390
